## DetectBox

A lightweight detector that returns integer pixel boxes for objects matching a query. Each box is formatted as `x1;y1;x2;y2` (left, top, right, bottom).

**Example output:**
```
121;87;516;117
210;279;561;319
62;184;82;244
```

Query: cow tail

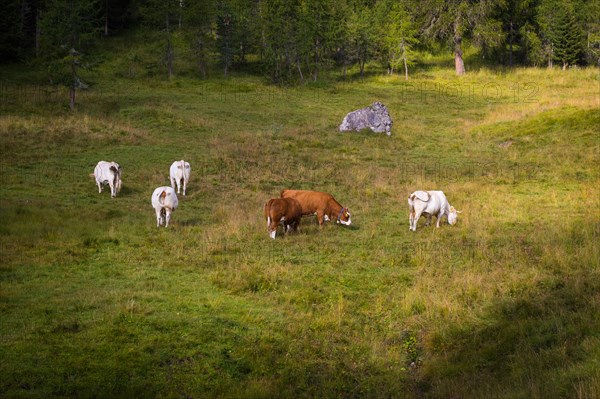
109;166;118;188
408;194;416;213
264;200;271;227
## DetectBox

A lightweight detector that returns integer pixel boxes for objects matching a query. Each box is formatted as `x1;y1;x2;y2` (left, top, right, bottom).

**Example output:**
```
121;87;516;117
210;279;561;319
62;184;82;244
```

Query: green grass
1;46;599;398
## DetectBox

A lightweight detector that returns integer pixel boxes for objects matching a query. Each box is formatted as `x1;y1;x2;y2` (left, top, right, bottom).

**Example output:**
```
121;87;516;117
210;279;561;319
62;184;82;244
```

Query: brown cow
264;197;303;239
280;189;351;226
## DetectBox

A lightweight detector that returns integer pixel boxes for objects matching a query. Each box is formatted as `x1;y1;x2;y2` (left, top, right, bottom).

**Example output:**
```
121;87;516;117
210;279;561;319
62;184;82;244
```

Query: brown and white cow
280;189;351;226
264;197;303;239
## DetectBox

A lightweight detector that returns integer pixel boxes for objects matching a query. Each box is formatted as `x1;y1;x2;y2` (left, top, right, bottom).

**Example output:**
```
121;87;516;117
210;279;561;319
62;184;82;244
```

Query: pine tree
38;0;100;110
574;0;600;66
298;0;336;82
139;0;180;79
418;0;501;75
182;0;216;79
380;1;418;80
259;0;302;82
552;3;583;69
344;1;376;79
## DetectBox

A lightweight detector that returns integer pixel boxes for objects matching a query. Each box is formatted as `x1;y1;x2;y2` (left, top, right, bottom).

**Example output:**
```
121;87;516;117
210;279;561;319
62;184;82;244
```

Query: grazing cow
408;190;461;231
281;189;351;226
93;161;122;198
170;160;191;196
264;197;303;239
151;186;179;227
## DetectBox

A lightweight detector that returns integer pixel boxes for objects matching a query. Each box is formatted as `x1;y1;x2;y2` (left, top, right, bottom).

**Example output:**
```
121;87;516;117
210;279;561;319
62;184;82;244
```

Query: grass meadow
1;47;599;398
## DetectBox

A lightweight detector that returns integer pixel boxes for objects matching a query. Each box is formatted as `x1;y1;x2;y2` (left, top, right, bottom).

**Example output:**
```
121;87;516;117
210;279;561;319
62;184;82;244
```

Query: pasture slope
1;58;599;398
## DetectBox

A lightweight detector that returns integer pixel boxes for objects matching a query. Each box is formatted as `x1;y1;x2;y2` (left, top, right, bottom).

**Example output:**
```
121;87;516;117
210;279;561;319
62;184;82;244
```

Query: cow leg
155;209;162;227
182;178;187;196
269;222;277;239
268;215;277;239
409;209;415;231
109;182;116;198
97;181;102;193
412;209;423;231
425;214;432;227
285;220;297;234
435;212;444;227
170;178;176;190
165;208;172;227
317;211;325;226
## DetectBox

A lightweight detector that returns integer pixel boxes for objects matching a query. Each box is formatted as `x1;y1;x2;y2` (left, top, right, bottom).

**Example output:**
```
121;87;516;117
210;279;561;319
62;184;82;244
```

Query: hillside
0;38;599;398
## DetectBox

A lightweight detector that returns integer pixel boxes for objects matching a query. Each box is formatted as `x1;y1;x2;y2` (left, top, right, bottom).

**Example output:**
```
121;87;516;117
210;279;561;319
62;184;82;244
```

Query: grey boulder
339;102;392;136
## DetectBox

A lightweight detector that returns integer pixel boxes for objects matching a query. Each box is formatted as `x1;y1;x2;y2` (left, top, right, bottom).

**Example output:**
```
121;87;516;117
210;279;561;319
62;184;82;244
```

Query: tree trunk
455;50;465;75
305;53;310;80
104;0;109;36
195;37;206;79
359;59;365;78
313;44;319;82
401;41;408;80
35;9;41;57
166;16;174;79
454;37;465;75
454;23;465;75
166;39;174;79
70;59;76;111
197;56;206;79
509;21;514;67
297;59;304;83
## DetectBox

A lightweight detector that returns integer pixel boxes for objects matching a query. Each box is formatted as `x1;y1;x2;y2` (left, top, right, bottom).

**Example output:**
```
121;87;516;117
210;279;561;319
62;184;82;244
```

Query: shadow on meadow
420;264;600;398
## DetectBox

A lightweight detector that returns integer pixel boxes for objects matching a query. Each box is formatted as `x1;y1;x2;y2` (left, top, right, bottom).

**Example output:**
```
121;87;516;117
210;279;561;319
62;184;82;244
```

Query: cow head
337;207;352;226
448;206;462;225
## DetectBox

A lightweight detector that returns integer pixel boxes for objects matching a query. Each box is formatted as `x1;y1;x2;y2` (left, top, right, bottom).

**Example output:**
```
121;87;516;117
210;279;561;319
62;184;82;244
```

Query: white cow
151;186;179;227
169;160;191;196
93;161;122;198
408;190;461;231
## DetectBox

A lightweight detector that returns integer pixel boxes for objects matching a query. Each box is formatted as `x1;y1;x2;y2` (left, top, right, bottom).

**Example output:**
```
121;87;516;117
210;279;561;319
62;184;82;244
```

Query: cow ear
450;206;455;212
456;210;463;214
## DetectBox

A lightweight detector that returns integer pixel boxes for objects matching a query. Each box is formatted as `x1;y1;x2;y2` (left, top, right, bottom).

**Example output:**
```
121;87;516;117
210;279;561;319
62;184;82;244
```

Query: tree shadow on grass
420;268;600;398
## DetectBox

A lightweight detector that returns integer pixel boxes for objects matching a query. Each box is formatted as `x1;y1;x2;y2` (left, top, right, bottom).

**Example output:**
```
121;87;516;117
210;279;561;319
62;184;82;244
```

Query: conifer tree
38;0;100;110
182;0;215;78
345;3;376;79
418;0;502;75
380;1;418;79
552;3;583;69
139;0;180;79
